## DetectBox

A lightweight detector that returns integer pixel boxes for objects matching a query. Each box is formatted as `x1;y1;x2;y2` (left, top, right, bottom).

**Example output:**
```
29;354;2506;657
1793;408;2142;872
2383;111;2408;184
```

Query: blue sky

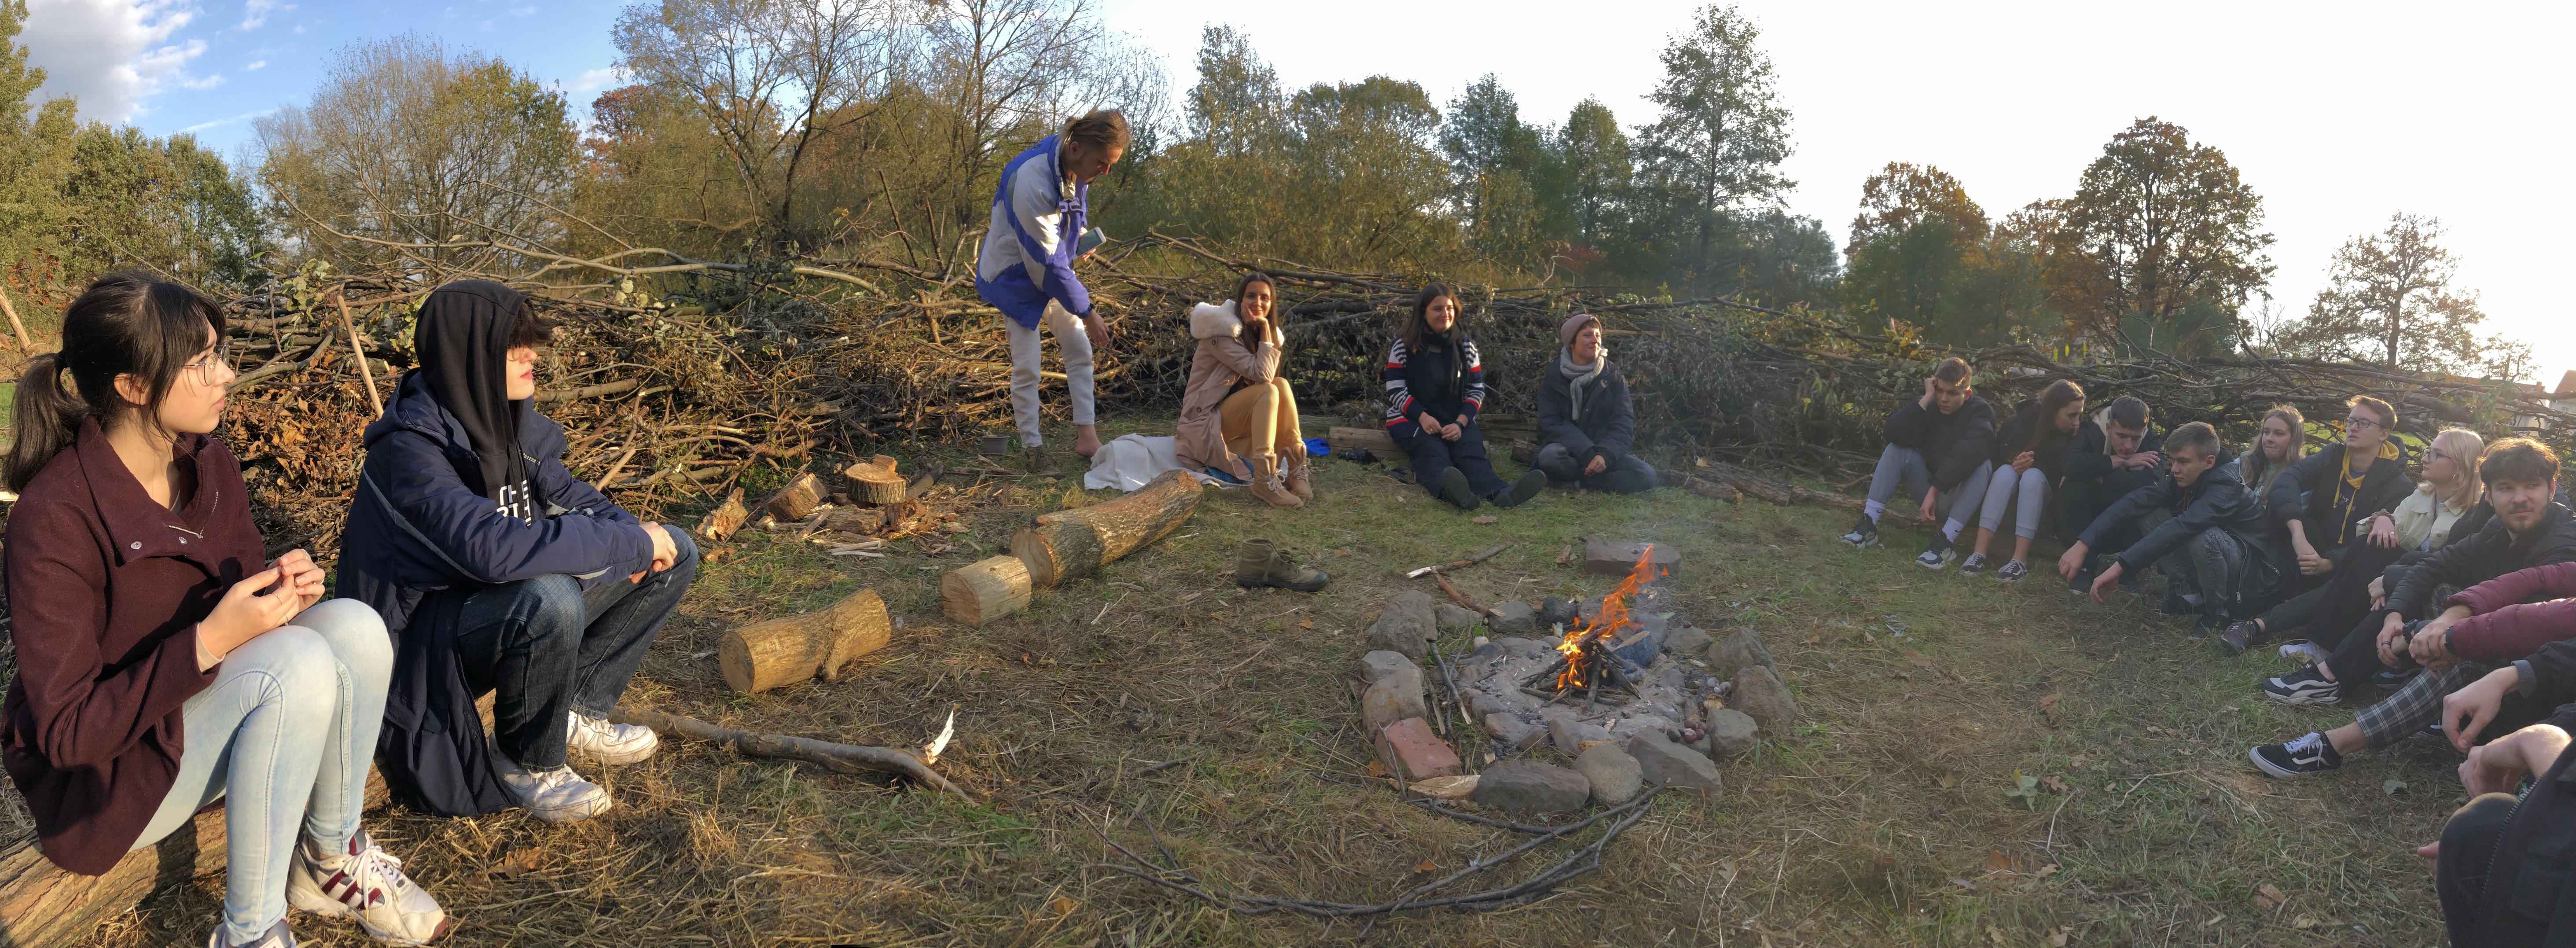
24;0;2576;385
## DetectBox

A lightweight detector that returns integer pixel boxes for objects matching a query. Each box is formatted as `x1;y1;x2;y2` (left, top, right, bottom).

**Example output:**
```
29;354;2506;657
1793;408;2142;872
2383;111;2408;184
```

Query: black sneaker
2217;620;2265;656
2415;720;2445;741
2067;564;2098;595
2261;666;2343;706
1438;467;1480;511
1958;551;1988;576
2190;612;2227;639
1997;559;2029;583
1839;515;1880;549
1914;537;1956;570
2158;588;2195;616
1496;470;1547;509
2249;731;2343;778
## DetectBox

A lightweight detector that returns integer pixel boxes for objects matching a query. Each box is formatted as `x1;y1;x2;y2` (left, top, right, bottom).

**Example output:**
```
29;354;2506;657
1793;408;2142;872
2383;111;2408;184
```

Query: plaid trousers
2354;661;2491;749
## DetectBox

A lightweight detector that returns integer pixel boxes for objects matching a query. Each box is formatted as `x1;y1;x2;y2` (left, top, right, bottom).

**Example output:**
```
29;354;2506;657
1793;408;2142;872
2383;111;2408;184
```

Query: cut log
1009;469;1202;588
1679;476;1742;503
1327;426;1400;457
941;555;1032;625
762;472;825;521
841;454;906;505
718;588;893;693
695;487;750;542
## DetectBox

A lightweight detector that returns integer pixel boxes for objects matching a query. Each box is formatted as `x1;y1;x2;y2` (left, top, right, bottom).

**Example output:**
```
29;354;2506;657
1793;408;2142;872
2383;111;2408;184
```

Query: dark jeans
2440;793;2550;948
2258;533;2406;648
1400;421;1509;507
455;530;698;769
1532;442;1657;493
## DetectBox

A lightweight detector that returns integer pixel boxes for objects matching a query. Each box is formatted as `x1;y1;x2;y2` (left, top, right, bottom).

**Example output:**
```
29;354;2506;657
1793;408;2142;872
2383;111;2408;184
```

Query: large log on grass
718;588;894;693
941;555;1033;625
1327;426;1399;457
1009;469;1202;588
840;455;906;506
1693;461;1919;525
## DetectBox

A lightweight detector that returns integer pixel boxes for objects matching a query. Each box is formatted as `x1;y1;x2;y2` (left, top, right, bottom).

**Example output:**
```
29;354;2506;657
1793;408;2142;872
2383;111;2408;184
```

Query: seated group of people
4;276;698;946
1175;277;1657;512
1842;356;2576;944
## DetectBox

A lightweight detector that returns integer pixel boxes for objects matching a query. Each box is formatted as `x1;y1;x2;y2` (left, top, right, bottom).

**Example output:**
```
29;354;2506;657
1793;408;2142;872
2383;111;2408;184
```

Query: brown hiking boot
1284;451;1315;502
1234;538;1329;592
1246;456;1303;508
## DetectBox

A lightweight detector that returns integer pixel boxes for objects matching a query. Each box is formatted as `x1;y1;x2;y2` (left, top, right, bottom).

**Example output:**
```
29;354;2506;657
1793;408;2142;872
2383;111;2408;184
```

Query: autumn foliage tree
2049;118;2275;355
2276;213;2528;377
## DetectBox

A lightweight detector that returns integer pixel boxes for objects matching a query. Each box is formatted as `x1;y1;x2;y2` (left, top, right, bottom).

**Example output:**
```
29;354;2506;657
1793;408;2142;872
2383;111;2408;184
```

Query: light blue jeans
130;599;392;943
1977;466;2053;540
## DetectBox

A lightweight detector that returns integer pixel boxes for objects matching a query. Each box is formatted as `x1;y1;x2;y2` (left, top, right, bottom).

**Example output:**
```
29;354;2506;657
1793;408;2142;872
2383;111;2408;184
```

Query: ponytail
6;353;84;493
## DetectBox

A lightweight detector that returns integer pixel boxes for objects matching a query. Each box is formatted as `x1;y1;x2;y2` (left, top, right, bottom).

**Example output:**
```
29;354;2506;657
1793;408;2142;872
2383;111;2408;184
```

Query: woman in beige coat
1175;272;1308;508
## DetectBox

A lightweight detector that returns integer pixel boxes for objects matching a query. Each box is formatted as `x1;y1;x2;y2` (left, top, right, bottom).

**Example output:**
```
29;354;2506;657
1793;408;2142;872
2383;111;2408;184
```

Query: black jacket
2267;443;2414;556
1882;395;1996;492
2062;412;2165;499
2387;502;2576;620
1534;356;1636;464
2083;464;2275;594
1988;400;2073;483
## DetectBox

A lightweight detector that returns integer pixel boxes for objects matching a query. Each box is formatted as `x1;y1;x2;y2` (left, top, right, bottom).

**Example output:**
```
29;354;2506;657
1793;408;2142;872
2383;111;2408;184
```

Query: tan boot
1284;451;1315;502
1234;538;1329;591
1246;456;1303;508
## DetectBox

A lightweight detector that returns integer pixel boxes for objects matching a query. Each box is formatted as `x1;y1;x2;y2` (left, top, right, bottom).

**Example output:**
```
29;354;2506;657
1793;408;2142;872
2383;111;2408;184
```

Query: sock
1941;520;1965;542
1862;500;1886;522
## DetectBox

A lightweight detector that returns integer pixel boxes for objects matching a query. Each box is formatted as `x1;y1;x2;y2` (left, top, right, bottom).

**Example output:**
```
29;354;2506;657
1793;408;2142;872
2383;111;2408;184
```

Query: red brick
1375;717;1461;781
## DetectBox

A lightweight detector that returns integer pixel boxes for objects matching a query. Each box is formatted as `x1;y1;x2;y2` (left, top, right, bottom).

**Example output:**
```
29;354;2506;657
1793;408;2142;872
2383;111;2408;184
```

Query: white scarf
1558;346;1609;420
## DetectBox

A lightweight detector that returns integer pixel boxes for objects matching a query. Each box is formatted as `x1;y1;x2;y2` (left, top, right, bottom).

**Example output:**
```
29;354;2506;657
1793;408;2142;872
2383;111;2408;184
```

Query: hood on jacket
412;279;535;520
2086;404;2154;454
1189;300;1242;341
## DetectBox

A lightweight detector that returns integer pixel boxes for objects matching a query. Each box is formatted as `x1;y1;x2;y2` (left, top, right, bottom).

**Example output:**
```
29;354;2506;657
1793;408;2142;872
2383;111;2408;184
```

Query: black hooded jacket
2062;412;2166;500
1882;394;1997;492
2386;502;2576;620
2267;441;2416;558
1988;399;2073;483
2082;462;2276;600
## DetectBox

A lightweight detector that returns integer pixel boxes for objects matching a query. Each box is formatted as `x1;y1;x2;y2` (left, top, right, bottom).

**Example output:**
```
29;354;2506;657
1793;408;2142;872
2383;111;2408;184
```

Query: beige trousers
1218;377;1302;460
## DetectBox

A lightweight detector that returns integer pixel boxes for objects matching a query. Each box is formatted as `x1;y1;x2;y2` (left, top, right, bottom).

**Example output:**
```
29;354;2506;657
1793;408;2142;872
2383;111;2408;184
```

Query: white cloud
508;4;535;16
237;0;290;30
176;105;272;134
24;0;213;122
566;66;628;94
243;58;265;70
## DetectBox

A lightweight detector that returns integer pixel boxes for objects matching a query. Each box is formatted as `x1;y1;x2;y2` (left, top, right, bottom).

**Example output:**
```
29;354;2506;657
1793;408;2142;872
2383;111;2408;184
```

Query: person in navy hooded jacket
975;108;1128;459
338;280;694;824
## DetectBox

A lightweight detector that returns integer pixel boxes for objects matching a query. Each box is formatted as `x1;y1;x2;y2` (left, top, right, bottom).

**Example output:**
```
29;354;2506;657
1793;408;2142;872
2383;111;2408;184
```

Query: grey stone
1469;692;1511;718
1537;596;1578;628
1493;636;1553;659
1470;760;1590;815
1730;665;1800;738
1573;742;1643;806
1702;708;1760;759
1486;600;1539;637
1436;603;1482;631
1543;709;1613;756
1664;624;1713;658
1356;650;1417;684
1484;713;1544;750
1361;667;1428;732
1369;591;1440;658
1626;732;1723;792
1710;628;1779;681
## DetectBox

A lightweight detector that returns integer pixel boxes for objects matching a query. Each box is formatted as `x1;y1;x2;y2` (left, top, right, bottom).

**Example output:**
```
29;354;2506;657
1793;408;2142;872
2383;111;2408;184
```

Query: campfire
1518;547;1666;711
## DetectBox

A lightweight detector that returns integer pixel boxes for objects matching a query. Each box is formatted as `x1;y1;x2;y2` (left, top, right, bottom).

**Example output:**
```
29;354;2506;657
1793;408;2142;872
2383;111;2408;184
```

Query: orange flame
1552;545;1665;690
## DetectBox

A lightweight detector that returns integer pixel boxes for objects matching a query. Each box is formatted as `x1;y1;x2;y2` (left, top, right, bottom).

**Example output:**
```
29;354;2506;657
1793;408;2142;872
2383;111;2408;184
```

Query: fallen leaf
2254;883;2287;911
491;848;540;878
1366;759;1389;778
2047;926;2072;947
1408;774;1479;798
1471;514;1499;524
2383;779;2408;796
1299;619;1314;629
1048;896;1078;916
2293;915;2318;930
2039;693;2063;727
2040;775;2070;794
1414;857;1437;873
1985;849;2015;871
1902;649;1933;668
1987;925;2007;946
1949;877;1979;892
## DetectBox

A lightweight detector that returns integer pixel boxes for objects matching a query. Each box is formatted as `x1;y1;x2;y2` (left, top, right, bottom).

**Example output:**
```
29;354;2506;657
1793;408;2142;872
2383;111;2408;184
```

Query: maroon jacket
2446;561;2576;662
2;420;266;875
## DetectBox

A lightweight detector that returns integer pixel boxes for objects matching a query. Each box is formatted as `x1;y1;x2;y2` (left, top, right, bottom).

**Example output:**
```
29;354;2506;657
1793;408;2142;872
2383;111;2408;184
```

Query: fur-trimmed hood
1190;300;1242;340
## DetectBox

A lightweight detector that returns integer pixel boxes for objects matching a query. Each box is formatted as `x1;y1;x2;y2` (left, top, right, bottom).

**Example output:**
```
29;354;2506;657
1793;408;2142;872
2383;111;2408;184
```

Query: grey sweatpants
1864;444;1991;538
1977;466;2051;540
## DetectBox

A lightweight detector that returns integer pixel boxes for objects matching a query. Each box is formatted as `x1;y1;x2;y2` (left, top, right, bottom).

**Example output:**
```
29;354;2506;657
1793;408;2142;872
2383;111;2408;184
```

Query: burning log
717;588;894;693
941;555;1033;625
1010;469;1202;588
841;454;907;505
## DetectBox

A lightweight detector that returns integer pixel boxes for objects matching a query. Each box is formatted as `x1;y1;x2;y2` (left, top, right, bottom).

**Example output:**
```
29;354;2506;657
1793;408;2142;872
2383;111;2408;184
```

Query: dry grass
86;419;2459;947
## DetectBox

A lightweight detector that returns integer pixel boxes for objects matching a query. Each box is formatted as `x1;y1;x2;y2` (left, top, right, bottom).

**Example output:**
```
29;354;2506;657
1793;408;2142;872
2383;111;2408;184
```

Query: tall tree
1442;73;1555;267
2054;117;2273;353
1632;4;1793;288
2278;213;2518;375
1840;163;1990;342
1184;24;1278;157
1282;76;1455;265
1556;98;1631;250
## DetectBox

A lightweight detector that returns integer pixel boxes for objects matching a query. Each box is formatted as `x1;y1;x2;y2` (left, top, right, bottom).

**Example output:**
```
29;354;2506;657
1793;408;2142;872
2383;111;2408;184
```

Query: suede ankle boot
1284;452;1315;502
1233;538;1330;592
1247;456;1303;508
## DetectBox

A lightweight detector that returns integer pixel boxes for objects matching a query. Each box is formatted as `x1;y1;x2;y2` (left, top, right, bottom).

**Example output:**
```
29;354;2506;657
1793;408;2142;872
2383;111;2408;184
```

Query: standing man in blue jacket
976;109;1128;459
339;280;694;823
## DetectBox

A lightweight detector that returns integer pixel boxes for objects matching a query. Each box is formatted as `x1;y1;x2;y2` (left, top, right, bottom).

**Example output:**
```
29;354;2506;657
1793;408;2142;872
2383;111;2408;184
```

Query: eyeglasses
2342;415;2383;431
2427;448;2451;463
182;341;232;388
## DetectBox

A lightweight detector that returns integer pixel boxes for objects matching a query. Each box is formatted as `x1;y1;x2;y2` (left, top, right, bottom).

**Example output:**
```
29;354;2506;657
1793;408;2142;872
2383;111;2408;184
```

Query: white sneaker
287;830;452;945
494;757;614;823
209;919;297;948
566;711;659;765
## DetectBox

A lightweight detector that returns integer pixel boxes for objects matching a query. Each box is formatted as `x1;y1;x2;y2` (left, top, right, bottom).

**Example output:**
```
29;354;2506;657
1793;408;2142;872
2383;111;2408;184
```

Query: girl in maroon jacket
0;276;447;947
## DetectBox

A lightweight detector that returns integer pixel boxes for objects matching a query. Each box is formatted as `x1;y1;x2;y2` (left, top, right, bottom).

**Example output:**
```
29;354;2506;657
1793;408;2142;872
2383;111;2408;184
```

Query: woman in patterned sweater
1382;283;1545;511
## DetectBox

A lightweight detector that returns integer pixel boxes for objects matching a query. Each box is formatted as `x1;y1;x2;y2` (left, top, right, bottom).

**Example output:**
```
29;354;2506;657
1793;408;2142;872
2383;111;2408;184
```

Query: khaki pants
1219;377;1302;460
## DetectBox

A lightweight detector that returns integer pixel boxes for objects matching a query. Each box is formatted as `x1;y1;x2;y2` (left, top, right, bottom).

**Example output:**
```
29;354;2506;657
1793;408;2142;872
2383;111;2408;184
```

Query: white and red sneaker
286;829;452;945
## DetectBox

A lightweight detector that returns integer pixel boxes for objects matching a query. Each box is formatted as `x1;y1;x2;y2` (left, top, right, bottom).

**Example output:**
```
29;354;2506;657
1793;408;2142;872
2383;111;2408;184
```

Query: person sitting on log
1383;282;1546;511
2246;438;2576;776
1532;313;1656;494
1957;379;2084;582
1;275;448;947
1175;272;1309;508
2057;421;2276;633
1837;356;1996;570
2054;395;2165;594
2222;426;2486;656
338;281;696;824
974;108;1127;459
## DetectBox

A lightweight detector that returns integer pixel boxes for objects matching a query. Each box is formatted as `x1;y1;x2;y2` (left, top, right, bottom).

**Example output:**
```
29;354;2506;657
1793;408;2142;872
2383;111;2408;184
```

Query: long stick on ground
331;290;383;415
610;707;971;800
1406;543;1510;578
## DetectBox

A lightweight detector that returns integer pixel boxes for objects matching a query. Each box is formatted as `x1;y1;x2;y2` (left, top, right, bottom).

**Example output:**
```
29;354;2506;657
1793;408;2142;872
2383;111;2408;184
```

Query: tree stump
941;555;1032;625
841;455;906;506
762;472;824;522
695;487;750;542
718;588;893;693
1010;469;1202;588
